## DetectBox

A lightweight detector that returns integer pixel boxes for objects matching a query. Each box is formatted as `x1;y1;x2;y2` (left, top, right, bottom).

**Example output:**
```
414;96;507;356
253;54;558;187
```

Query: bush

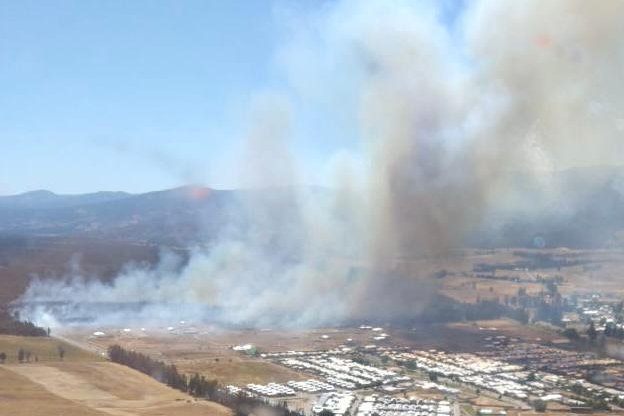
563;328;580;340
532;399;547;412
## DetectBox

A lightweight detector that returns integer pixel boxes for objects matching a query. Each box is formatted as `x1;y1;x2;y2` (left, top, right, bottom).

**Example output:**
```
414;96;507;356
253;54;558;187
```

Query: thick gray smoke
18;0;624;328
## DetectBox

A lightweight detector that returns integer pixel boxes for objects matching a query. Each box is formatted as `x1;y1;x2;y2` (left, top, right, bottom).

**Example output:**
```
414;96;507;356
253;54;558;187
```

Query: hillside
0;334;231;416
0;186;237;245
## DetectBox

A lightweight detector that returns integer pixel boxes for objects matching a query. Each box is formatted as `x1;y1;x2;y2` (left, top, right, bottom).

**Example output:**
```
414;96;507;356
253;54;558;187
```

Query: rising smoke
18;0;624;328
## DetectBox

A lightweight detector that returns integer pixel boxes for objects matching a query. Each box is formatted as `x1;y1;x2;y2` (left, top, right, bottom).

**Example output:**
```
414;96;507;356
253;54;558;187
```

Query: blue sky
0;0;289;194
0;0;464;195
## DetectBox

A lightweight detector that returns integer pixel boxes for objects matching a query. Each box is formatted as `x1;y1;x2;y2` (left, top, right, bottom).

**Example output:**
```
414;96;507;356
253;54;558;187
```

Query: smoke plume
18;0;624;327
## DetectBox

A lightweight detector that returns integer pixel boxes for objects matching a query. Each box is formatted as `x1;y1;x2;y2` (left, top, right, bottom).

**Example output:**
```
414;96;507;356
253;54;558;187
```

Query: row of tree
0;309;48;337
107;344;303;416
0;345;66;364
107;344;189;390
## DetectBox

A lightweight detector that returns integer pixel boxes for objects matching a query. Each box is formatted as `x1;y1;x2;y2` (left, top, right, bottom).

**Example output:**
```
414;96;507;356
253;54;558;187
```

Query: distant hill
475;166;624;248
2;166;624;248
0;186;238;245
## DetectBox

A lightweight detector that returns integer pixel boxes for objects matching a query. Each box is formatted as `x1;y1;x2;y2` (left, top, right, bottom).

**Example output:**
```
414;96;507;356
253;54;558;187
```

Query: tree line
107;345;302;416
417;294;528;324
108;344;191;391
0;308;48;337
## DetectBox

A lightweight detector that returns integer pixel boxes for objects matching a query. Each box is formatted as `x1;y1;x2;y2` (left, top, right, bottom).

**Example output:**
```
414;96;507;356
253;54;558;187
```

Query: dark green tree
587;321;598;342
532;399;547;412
563;328;580;340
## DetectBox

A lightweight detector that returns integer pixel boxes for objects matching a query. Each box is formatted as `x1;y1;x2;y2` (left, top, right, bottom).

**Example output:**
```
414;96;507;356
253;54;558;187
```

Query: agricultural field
434;248;624;303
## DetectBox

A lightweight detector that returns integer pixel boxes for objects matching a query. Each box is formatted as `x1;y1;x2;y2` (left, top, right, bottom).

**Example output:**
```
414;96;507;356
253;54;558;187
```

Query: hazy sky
0;0;464;195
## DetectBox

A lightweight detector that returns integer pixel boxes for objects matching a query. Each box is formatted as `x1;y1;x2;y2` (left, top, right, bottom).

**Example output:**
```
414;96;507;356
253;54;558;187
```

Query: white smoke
18;0;624;327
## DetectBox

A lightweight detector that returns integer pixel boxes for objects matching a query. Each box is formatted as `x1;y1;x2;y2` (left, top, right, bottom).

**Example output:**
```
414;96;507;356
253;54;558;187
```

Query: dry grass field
0;335;230;416
6;362;230;416
176;356;307;385
0;334;101;363
0;366;108;416
60;326;385;385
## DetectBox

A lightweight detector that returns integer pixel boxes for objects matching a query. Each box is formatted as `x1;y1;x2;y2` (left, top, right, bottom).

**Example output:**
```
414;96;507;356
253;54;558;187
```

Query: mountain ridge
2;166;624;248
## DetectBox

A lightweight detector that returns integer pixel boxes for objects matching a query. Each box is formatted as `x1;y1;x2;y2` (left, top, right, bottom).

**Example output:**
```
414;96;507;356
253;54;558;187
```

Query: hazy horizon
4;162;624;197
